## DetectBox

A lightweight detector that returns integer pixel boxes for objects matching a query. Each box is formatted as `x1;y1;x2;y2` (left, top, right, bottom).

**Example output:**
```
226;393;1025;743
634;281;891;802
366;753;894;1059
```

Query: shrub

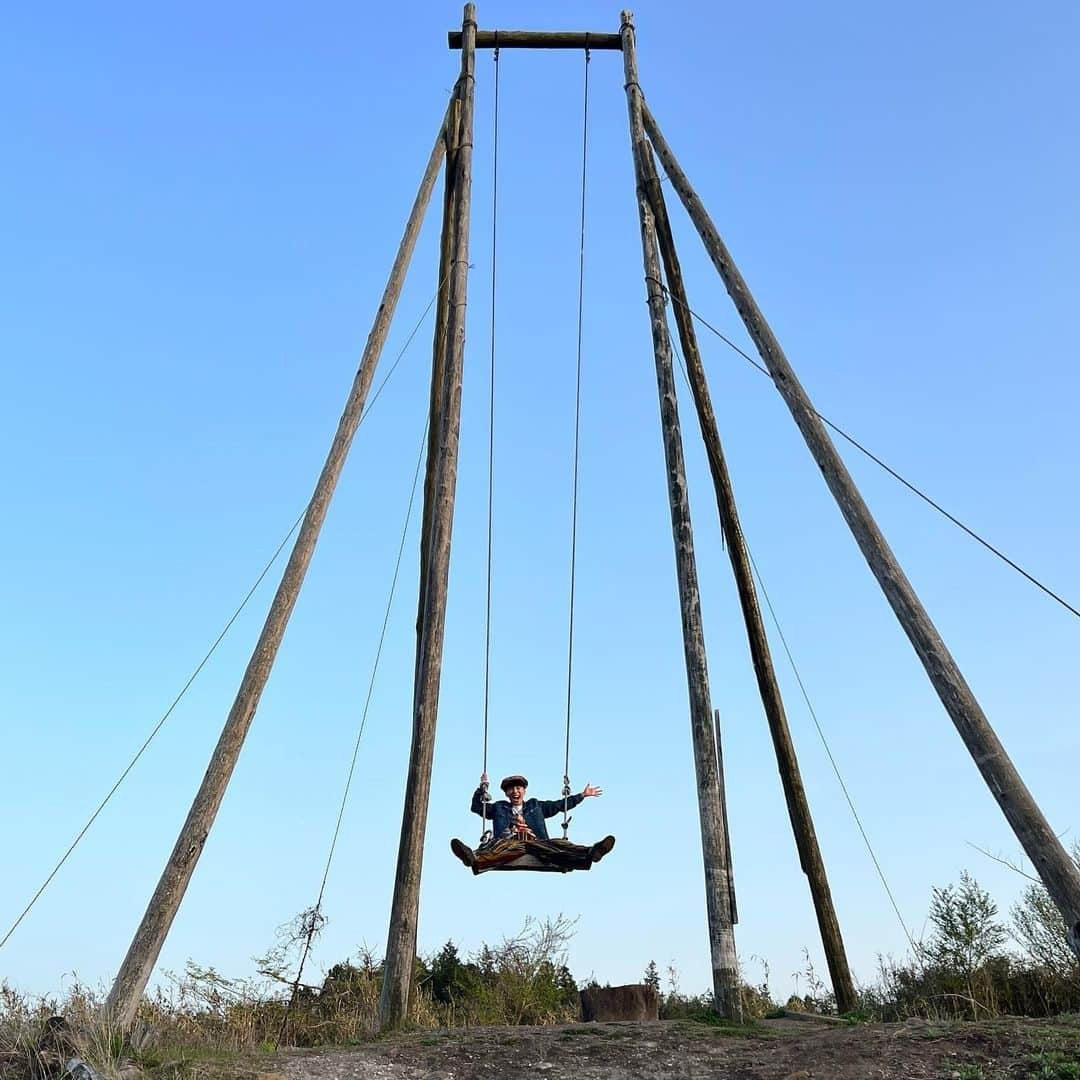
866;866;1080;1021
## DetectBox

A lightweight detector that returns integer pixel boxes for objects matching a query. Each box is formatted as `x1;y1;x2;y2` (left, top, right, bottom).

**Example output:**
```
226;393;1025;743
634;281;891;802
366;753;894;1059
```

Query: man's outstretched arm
538;783;603;818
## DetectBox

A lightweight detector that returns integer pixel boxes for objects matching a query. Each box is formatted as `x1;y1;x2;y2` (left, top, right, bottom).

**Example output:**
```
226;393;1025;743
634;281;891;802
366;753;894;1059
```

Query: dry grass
0;917;581;1076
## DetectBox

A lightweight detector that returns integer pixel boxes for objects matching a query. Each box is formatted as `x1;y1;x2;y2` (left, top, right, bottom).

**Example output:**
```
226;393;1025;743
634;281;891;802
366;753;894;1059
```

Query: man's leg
524;838;595;871
590;835;616;862
450;838;477;869
473;837;527;873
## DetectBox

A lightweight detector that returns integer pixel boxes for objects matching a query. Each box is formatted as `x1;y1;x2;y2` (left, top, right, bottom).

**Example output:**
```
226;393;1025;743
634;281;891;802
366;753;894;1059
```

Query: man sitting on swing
451;773;616;875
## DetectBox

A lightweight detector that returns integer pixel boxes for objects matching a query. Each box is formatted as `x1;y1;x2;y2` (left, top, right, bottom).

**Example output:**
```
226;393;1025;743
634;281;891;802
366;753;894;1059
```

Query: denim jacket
471;786;584;841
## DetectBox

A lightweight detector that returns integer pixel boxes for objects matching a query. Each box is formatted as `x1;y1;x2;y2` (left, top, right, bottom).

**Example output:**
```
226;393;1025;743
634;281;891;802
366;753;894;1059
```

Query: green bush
866;864;1080;1022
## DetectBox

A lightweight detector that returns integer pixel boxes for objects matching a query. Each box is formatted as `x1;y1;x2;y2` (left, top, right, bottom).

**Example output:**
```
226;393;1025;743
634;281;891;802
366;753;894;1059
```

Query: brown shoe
590;835;616;863
451;838;477;869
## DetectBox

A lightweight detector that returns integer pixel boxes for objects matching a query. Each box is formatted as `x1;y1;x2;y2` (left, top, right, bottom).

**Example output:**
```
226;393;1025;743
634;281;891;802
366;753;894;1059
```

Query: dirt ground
253;1014;1080;1080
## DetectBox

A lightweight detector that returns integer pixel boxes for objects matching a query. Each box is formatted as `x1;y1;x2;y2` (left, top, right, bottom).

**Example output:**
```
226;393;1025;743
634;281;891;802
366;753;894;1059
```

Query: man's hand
582;783;603;798
480;772;489;786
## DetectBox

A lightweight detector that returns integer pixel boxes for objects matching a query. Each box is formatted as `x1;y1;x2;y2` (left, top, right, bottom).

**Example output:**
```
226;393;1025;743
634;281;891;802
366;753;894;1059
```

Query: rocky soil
255;1014;1080;1080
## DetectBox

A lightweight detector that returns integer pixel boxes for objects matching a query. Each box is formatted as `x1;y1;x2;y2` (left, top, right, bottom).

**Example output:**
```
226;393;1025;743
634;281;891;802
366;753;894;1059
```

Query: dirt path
268;1014;1080;1080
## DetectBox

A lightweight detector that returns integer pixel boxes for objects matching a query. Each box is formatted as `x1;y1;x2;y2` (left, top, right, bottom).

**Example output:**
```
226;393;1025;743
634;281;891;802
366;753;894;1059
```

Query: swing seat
475;851;578;875
453;835;613;875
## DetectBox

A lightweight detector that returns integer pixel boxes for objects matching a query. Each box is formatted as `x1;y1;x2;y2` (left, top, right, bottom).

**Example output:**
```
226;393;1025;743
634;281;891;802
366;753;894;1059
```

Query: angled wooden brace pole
104;102;453;1029
644;142;857;1014
620;9;742;1020
378;2;477;1031
642;102;1080;961
414;96;461;680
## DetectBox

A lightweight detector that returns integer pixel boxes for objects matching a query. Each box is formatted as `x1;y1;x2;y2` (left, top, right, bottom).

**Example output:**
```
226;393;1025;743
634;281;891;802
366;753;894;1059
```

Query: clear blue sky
3;1;1078;1003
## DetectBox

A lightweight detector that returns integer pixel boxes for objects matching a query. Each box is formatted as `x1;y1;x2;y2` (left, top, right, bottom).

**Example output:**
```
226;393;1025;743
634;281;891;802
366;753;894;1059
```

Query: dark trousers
473;836;594;874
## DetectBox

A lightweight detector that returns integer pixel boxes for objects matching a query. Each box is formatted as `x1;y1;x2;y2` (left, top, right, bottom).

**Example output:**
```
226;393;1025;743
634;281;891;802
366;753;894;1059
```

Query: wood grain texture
448;30;621;50
105;103;454;1029
645;146;855;1012
378;4;478;1031
620;9;742;1020
414;99;459;687
642;100;1080;962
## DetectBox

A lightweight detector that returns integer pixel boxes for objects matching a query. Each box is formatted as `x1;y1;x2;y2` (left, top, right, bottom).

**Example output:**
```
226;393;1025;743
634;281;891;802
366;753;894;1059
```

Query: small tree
429;940;482;1008
1012;882;1077;975
469;915;580;1025
924;871;1007;975
1011;843;1080;978
643;961;660;995
921;870;1007;1016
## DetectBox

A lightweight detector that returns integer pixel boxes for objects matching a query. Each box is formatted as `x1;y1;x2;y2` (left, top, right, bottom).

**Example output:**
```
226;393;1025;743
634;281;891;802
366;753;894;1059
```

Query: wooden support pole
378;3;477;1031
104;105;453;1029
642;101;1080;961
415;99;460;680
448;29;621;51
619;9;742;1020
713;710;738;925
645;147;856;1013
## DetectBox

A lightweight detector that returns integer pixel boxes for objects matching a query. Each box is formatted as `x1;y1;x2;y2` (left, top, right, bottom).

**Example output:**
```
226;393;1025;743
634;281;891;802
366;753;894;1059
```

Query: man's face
504;783;526;806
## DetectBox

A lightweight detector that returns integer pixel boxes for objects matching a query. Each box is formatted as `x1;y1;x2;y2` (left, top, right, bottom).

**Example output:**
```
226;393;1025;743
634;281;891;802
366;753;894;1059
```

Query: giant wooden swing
104;7;1080;1031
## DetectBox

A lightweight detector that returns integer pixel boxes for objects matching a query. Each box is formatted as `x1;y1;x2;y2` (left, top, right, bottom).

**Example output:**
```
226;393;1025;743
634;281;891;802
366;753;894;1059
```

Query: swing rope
277;420;430;1045
561;46;591;837
478;44;500;842
479;47;591;841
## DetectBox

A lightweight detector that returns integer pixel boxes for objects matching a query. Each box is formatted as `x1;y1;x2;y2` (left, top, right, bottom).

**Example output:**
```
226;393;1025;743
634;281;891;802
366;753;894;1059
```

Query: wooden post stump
580;984;659;1022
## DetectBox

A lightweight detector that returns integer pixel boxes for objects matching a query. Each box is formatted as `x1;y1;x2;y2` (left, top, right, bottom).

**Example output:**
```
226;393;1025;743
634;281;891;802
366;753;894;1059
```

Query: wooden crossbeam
448;30;621;50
